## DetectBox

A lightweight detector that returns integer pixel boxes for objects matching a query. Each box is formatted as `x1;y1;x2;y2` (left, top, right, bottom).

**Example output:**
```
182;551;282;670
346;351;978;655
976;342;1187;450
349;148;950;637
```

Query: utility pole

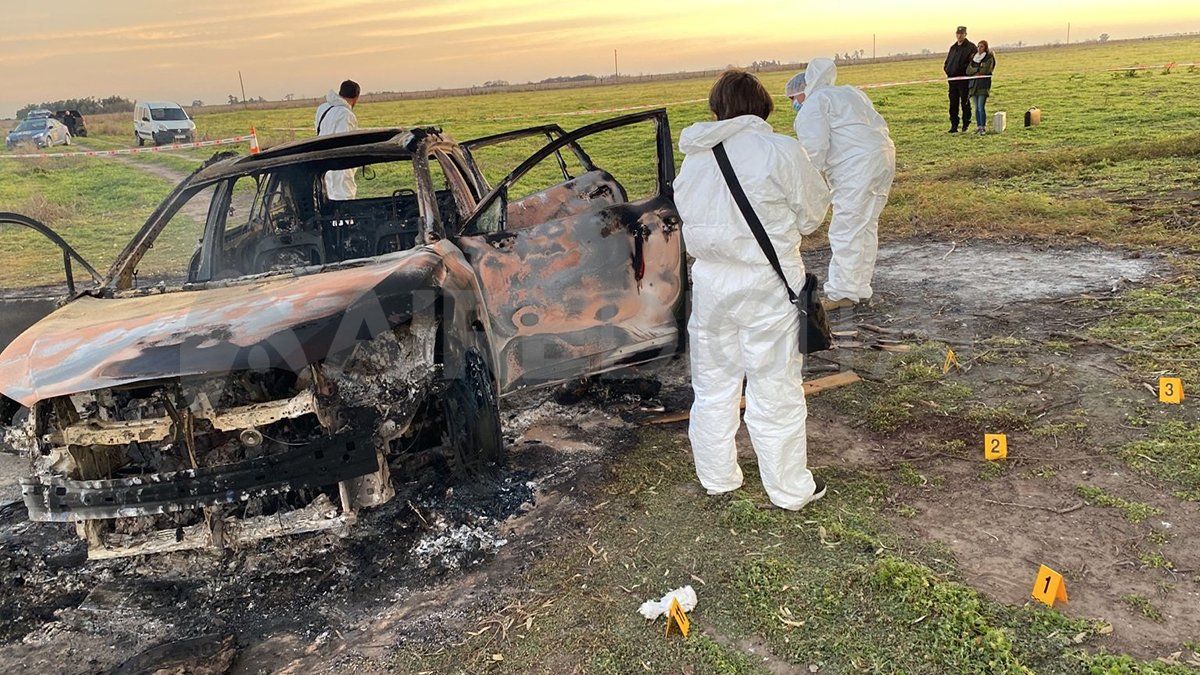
238;70;247;108
873;34;877;60
613;49;619;81
1066;22;1071;44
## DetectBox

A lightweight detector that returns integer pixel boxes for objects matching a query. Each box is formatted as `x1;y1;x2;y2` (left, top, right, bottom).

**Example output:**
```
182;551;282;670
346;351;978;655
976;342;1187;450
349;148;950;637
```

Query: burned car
0;110;687;558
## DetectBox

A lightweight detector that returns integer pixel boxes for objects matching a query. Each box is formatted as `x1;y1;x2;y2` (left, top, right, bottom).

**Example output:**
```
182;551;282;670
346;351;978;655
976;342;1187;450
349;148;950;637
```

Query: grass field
2;36;1200;673
2;36;1199;289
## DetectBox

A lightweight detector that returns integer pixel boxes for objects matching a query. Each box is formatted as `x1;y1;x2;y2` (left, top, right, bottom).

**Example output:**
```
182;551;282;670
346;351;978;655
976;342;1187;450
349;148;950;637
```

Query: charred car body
0;111;687;558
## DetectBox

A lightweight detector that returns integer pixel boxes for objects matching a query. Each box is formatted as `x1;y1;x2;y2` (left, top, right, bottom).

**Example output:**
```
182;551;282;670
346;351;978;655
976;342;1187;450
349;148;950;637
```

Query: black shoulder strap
712;142;798;304
316;105;335;133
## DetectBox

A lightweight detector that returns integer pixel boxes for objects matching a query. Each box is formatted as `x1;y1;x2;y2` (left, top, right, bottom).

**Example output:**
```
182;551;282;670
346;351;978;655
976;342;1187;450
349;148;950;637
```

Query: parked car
0;110;686;558
52;109;87;137
133;100;196;146
5;117;71;149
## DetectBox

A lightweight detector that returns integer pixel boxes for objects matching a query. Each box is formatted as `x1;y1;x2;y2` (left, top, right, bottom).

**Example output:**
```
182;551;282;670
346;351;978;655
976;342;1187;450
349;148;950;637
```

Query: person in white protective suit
674;70;831;510
790;58;896;309
314;80;361;200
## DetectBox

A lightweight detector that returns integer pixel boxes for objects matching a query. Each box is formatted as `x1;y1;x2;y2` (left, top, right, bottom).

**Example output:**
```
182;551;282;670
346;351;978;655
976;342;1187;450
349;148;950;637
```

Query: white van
133;101;196;146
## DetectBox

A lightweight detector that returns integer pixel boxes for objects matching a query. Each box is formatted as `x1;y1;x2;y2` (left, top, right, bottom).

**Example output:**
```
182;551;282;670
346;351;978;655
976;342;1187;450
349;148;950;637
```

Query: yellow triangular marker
943;347;960;374
664;597;691;638
1031;565;1068;607
984;433;1008;461
1159;377;1184;404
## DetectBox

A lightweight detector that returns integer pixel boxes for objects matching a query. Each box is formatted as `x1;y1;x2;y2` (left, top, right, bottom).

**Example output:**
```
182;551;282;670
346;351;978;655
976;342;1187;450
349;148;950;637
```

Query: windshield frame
150;107;189;122
102;148;456;291
14;119;48;132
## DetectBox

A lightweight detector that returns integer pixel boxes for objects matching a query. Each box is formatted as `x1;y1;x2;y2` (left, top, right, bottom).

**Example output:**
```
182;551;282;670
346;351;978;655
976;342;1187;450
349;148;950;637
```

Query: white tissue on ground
638;585;698;620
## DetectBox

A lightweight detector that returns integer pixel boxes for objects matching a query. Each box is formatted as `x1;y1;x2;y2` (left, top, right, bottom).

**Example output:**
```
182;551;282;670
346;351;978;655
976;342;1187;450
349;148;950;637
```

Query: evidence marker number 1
1032;564;1068;607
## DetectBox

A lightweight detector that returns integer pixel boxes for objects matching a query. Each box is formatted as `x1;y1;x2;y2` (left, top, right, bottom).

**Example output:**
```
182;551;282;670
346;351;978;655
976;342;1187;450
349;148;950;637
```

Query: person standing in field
315;79;361;200
788;58;896;310
966;41;996;135
674;70;830;510
944;26;977;133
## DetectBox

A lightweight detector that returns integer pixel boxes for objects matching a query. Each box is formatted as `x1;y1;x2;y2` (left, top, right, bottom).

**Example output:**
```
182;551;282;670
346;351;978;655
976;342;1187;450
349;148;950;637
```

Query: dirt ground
0;237;1196;673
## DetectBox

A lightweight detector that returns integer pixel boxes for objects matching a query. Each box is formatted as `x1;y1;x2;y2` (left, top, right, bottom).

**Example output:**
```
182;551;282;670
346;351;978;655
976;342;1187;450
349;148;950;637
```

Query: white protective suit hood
803;58;838;97
678;114;771;154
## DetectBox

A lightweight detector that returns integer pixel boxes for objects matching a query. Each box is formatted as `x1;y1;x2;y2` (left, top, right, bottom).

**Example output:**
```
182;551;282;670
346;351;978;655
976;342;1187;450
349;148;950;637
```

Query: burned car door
461;124;587;190
454;110;686;394
0;212;100;356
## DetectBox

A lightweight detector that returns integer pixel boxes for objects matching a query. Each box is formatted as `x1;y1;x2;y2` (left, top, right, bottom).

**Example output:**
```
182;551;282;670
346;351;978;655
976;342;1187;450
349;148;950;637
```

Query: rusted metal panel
0;250;445;407
506;171;623;230
458;192;684;392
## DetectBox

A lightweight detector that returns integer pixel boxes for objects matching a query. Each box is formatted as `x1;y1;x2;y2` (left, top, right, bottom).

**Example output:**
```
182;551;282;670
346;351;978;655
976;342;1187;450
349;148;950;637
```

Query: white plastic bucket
992;111;1007;134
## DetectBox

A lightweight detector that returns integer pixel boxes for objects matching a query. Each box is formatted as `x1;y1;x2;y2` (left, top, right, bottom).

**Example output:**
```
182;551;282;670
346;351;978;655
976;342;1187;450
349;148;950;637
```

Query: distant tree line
17;95;134;119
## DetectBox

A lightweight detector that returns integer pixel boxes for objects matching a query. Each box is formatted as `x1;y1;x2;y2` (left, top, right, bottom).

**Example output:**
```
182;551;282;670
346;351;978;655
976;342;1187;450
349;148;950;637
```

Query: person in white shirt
314;80;361;200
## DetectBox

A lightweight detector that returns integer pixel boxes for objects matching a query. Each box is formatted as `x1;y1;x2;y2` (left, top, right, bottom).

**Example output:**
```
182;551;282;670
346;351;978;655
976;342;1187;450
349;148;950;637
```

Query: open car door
461;124;592;194
0;212;100;355
454;110;687;395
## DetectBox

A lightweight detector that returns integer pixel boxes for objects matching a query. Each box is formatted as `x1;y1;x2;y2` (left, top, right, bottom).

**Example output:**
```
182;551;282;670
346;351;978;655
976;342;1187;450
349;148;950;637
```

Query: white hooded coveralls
674;115;830;509
315;90;359;200
793;58;896;303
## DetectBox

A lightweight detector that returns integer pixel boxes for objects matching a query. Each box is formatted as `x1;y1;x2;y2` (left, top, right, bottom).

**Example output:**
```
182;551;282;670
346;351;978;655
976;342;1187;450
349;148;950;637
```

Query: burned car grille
17;319;442;558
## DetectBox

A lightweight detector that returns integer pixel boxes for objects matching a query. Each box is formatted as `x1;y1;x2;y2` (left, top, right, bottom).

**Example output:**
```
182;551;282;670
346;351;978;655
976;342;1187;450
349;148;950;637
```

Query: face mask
792;100;803;112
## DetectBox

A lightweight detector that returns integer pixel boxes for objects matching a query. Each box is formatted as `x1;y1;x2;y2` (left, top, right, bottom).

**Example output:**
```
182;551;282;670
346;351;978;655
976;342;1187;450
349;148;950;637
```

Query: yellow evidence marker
942;347;960;374
1159;377;1184;404
1032;565;1068;607
984;433;1008;461
665;597;691;638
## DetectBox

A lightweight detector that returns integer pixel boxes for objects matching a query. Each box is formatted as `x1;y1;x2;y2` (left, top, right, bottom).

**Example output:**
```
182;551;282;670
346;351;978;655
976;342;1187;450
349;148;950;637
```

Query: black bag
711;142;833;354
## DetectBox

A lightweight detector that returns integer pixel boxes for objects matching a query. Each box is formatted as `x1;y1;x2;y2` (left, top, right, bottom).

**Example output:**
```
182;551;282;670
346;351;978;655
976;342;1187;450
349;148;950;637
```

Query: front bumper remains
21;421;378;522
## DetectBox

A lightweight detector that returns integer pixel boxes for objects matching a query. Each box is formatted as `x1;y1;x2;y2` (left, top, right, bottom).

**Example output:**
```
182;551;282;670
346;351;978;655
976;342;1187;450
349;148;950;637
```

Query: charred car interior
0;110;688;559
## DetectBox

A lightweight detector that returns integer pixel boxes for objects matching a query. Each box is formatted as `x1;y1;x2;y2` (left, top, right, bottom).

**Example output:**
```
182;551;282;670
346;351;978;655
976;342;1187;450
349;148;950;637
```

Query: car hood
0;249;445;407
8;130;44;138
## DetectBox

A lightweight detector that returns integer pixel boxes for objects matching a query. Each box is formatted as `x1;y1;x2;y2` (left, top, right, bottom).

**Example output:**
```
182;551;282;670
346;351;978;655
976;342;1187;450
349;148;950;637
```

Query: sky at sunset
3;0;1199;117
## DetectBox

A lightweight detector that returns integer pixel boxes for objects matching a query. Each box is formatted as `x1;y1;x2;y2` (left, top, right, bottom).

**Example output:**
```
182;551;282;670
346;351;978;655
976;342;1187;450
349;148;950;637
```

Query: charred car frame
0;110;687;558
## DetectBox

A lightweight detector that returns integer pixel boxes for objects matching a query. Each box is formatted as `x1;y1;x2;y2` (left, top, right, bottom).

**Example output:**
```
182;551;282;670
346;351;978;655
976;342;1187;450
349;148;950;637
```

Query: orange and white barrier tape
859;74;992;90
491;98;708;121
0;131;258;159
1107;61;1198;71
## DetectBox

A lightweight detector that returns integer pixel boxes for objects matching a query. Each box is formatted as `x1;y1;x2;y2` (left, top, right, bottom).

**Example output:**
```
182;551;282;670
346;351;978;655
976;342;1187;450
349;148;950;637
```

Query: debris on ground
638;585;698;620
646;372;862;425
110;633;237;675
412;518;510;574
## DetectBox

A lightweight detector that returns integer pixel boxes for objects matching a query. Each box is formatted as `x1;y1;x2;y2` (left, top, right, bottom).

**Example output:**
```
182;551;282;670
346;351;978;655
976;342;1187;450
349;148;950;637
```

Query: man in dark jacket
944;26;977;133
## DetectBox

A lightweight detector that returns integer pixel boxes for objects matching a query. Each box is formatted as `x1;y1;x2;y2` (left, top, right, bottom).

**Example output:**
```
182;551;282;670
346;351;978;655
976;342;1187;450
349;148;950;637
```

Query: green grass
823;342;974;432
1092;259;1200;384
1075;485;1162;523
1119;421;1200;501
387;428;1174;673
1121;593;1164;622
0;157;188;288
